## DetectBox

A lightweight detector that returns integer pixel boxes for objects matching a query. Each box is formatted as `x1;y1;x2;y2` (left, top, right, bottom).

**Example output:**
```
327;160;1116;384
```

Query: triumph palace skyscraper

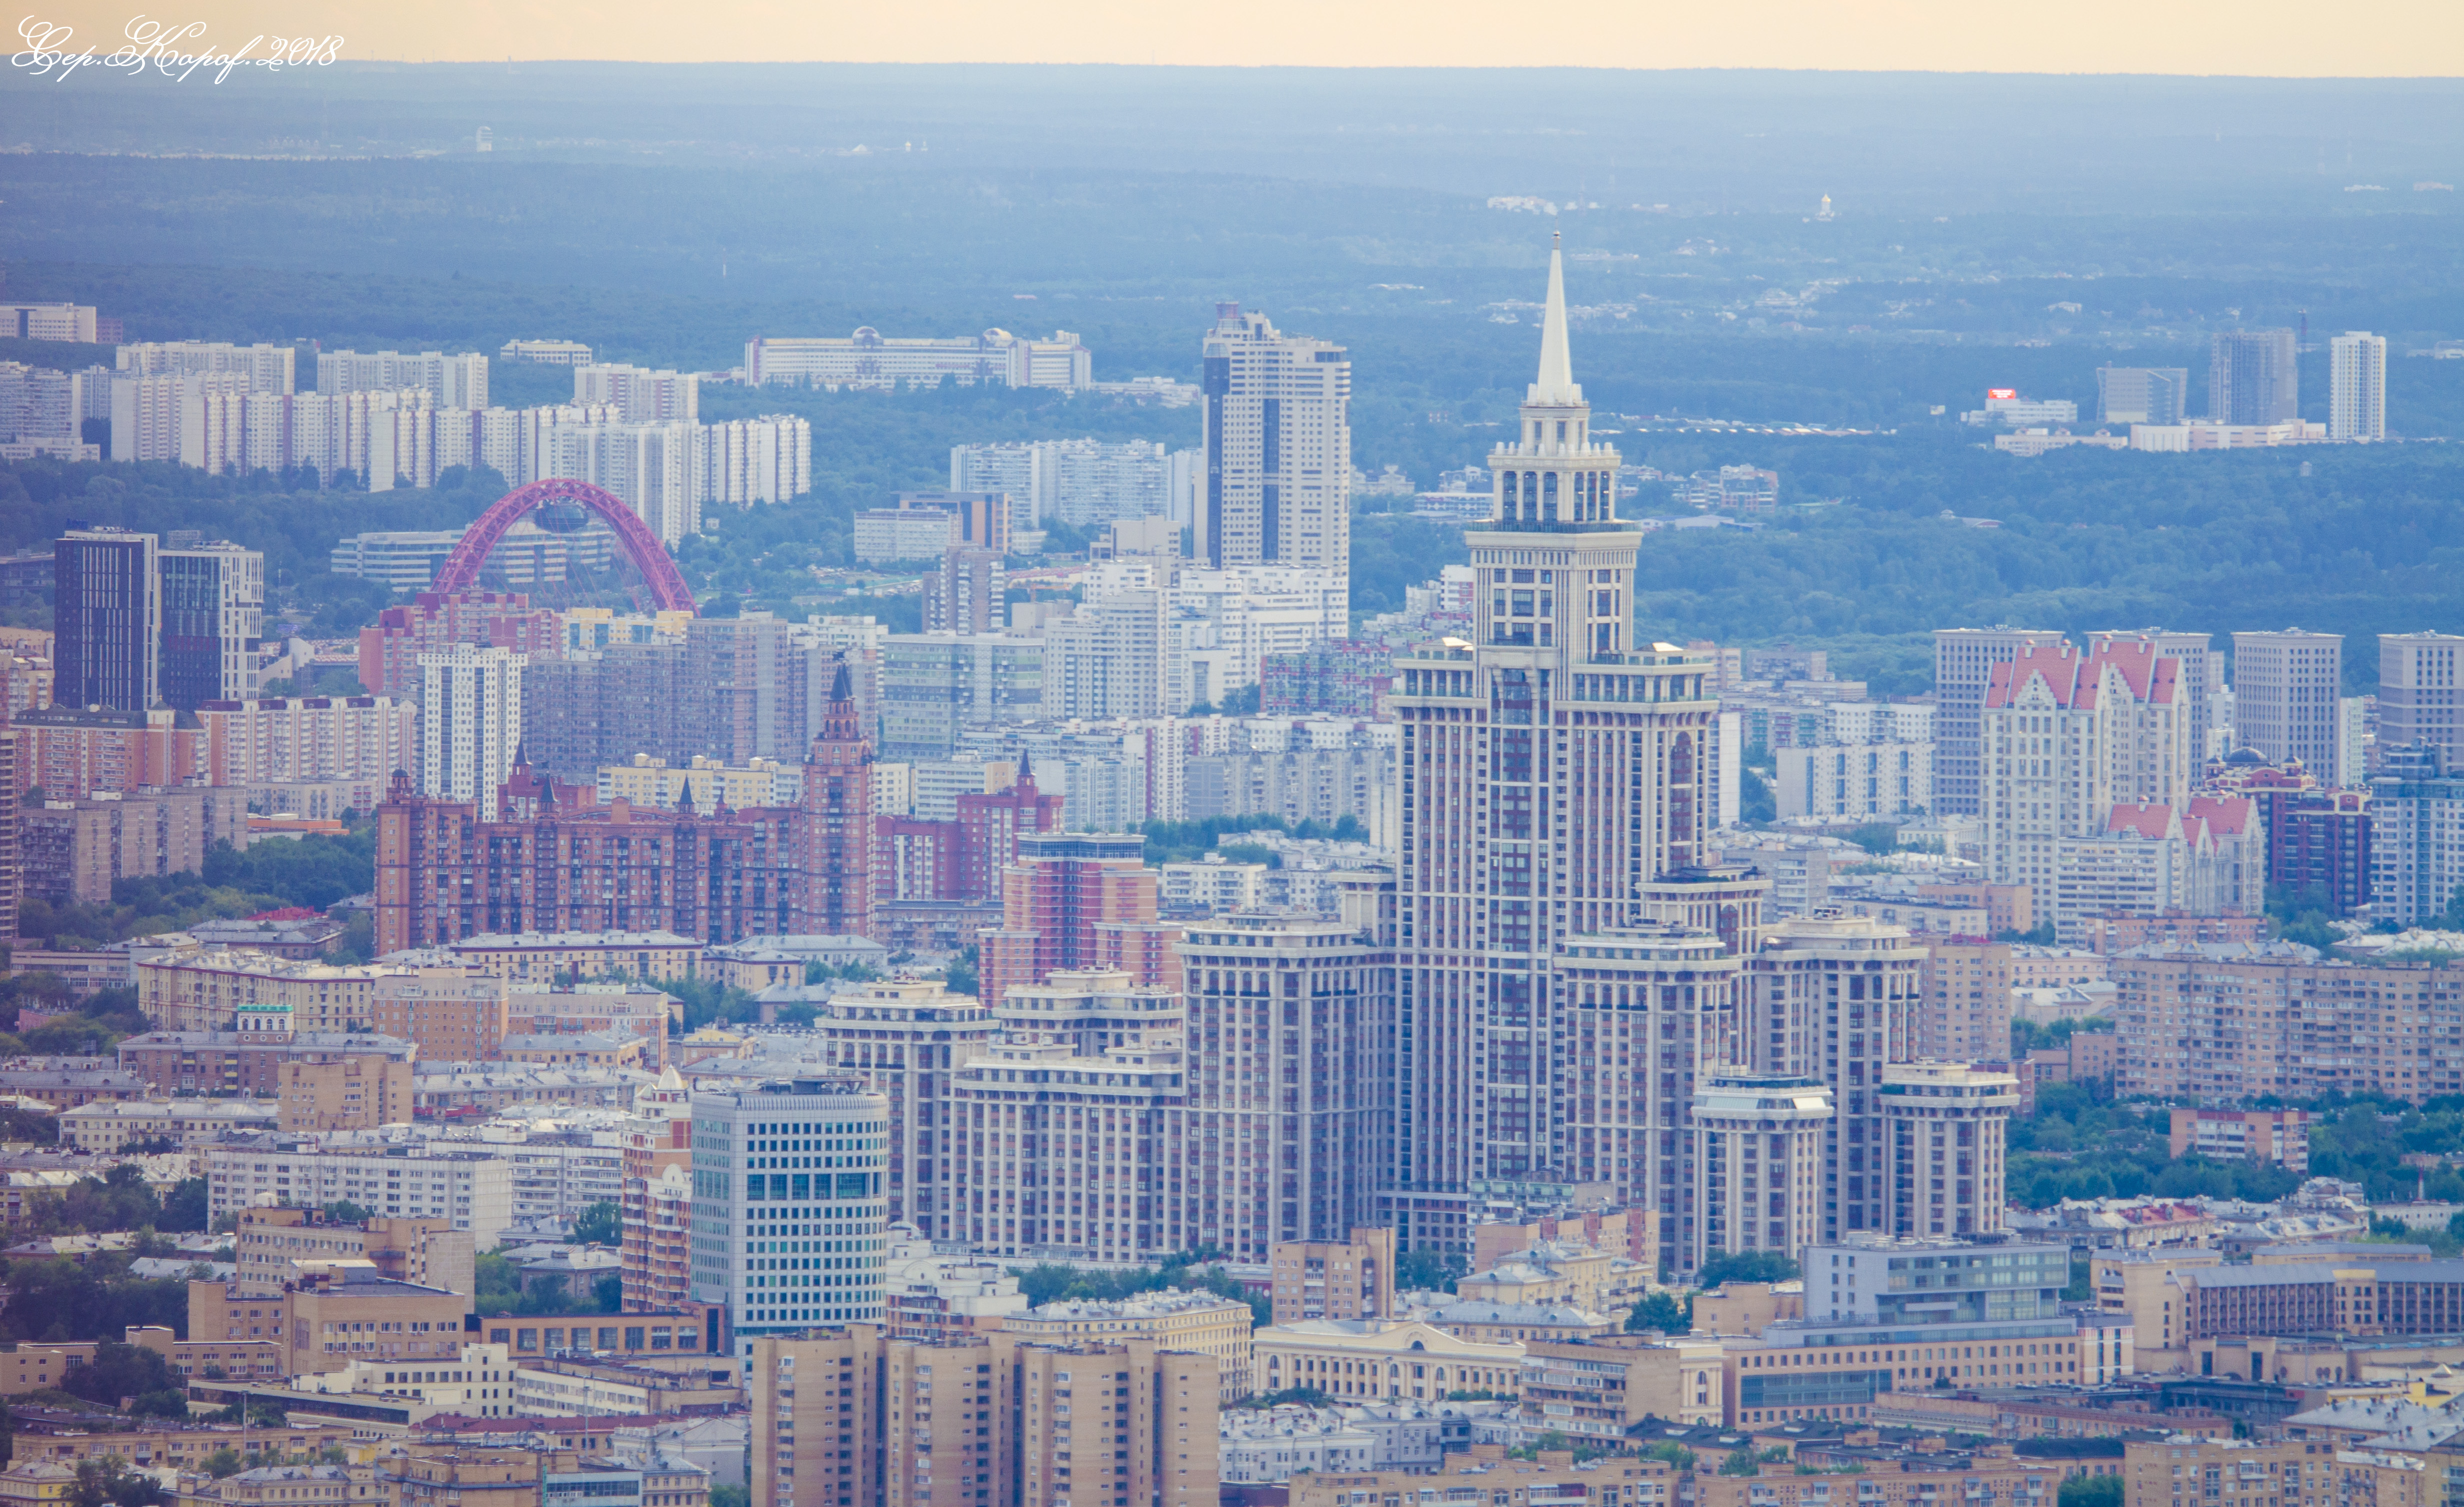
1384;236;1729;1257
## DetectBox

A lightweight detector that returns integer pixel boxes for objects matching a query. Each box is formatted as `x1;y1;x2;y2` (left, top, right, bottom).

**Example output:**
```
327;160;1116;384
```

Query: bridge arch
431;478;699;614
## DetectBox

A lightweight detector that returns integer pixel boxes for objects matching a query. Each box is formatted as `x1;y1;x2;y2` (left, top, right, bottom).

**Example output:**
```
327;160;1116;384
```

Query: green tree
200;1450;241;1480
1720;1447;1792;1476
572;1201;621;1247
59;1341;177;1406
1628;1290;1692;1332
72;1456;166;1507
944;944;980;998
322;1200;372;1224
1395;1247;1466;1296
1696;1251;1800;1287
2060;1478;2124;1507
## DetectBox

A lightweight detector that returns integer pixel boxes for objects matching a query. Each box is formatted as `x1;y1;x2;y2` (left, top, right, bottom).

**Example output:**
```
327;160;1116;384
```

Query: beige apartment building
1918;940;2014;1064
2112;947;2464;1106
444;929;704;984
750;1327;1218;1507
280;1056;416;1132
998;1289;1254;1404
230;1206;474;1298
138;949;392;1034
370;968;512;1062
1270;1227;1396;1325
1290;1448;1674;1507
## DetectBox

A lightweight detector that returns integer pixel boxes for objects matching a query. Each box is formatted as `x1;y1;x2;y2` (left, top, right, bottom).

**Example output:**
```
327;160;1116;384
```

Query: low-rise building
880;1229;1029;1341
58;1098;280;1150
1288;1447;1674;1507
1252;1319;1524;1406
2169;1108;2314;1172
200;1136;516;1245
438;931;704;986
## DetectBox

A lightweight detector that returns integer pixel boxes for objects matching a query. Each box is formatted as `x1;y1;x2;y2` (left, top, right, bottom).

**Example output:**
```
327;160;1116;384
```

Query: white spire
1529;230;1580;405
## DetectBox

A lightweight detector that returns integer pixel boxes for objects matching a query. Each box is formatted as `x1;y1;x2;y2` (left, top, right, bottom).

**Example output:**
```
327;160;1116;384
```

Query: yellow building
0;1462;78;1507
444;930;704;986
997;1288;1254;1405
2122;1438;2332;1507
751;1327;1218;1507
596;754;796;814
138;949;394;1034
1251;1318;1524;1404
279;1057;416;1132
1292;1447;1674;1507
1456;1238;1654;1315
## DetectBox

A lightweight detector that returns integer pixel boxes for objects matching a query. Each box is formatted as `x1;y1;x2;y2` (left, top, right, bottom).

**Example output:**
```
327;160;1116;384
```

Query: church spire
1530;230;1580;406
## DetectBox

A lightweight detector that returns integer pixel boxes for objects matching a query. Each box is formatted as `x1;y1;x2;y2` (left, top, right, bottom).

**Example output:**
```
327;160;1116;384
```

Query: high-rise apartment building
946;997;1190;1262
2232;629;2344;775
2210;328;2298;424
158;541;264;710
2096;366;2190;426
750;1328;1218;1507
688;1074;891;1348
1389;240;1724;1259
950;438;1174;526
54;525;160;712
978;832;1164;1008
572;364;698;424
0;727;16;950
2088;628;2214;760
1744;914;1928;1248
1876;1060;2017;1239
1915;940;2012;1066
417;646;526;804
1692;1069;1834;1270
316;349;489;409
1982;640;2194;920
2329;331;2388;441
2370;742;2464;930
1199;304;1350;582
2376;632;2464;770
784;976;995;1240
116;340;296;391
1174;911;1396;1258
2114;936;2464;1103
622;1066;694;1312
1930;626;2065;816
922;546;1004;633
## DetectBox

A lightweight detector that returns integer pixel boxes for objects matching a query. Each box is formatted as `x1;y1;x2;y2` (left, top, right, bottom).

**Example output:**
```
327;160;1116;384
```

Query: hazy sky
34;0;2464;74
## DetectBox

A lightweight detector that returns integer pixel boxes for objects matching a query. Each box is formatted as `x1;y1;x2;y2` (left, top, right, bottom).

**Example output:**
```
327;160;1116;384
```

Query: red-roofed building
2050;799;2262;944
1983;642;2197;933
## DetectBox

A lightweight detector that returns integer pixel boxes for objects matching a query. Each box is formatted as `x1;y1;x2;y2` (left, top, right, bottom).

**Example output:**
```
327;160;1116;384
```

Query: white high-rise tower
1386;236;1726;1258
2330;330;2386;441
1198;304;1350;587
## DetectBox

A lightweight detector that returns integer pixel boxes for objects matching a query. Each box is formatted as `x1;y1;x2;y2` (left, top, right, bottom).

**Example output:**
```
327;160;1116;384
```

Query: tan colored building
1878;1059;2020;1239
1694;1280;1805;1337
190;1269;470;1376
750;1326;1219;1507
2112;948;2464;1106
1458;1238;1653;1315
6;1420;352;1472
232;1207;475;1300
2122;1438;2336;1507
1520;1333;1728;1438
379;1448;540;1507
443;930;704;986
596;754;794;813
186;1464;378;1507
58;1096;278;1150
2169;1107;2313;1170
505;986;678;1068
1472;1204;1658;1283
280;1056;416;1132
1290;1447;1674;1507
1918;940;2014;1064
370;966;512;1062
138;949;393;1034
498;1031;650;1069
1270;1227;1396;1326
998;1288;1254;1405
1252;1318;1524;1403
1694;1445;2069;1507
19;786;250;905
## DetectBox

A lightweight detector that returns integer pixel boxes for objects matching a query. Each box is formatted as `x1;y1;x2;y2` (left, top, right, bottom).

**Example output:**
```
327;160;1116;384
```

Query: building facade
686;1074;891;1347
1199;304;1350;582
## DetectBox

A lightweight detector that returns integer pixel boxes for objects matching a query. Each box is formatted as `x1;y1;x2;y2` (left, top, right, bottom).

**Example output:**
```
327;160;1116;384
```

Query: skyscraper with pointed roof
800;655;877;940
1383;238;1731;1259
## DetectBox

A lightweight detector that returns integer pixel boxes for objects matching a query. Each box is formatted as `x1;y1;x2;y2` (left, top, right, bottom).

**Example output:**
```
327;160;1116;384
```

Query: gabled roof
2188;794;2257;838
2106;803;2182;840
1986;642;2180;710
